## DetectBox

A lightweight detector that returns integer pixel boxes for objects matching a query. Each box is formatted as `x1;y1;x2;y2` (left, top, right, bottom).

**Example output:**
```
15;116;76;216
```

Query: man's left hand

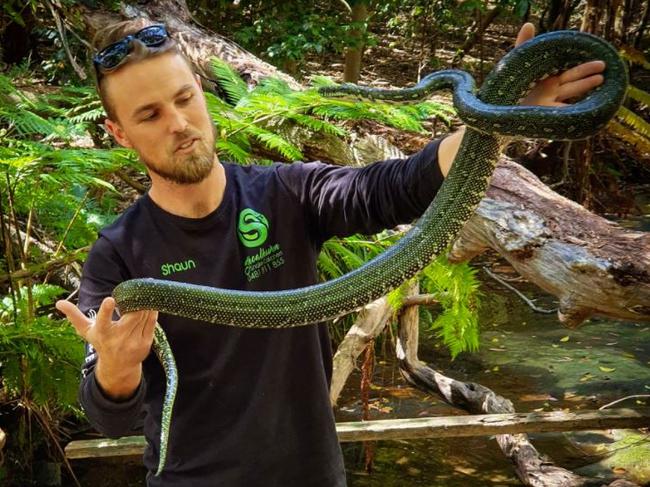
516;22;606;107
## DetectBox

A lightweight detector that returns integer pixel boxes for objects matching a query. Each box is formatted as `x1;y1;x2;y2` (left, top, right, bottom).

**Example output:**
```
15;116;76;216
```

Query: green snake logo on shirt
237;208;269;248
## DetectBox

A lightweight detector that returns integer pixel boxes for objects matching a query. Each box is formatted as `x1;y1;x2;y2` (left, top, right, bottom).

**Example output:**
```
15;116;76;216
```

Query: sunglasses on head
93;24;169;72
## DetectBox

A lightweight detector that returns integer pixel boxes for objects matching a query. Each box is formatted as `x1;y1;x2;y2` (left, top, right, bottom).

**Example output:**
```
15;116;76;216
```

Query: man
56;18;605;486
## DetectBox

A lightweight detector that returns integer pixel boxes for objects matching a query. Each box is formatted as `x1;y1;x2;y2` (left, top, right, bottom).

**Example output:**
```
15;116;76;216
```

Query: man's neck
147;160;227;219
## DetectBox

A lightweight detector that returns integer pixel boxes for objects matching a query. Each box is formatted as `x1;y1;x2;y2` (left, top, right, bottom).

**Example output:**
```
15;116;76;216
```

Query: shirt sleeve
276;137;446;242
77;236;146;438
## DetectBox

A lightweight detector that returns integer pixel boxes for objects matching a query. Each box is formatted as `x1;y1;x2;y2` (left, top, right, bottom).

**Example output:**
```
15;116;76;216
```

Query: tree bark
581;0;607;35
343;1;369;83
448;156;650;328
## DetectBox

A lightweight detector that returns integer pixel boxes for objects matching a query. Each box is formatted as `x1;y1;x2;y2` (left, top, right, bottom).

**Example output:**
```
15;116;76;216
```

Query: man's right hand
56;296;158;400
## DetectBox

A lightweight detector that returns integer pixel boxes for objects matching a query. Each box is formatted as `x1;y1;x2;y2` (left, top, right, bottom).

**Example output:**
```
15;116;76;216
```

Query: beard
142;124;217;185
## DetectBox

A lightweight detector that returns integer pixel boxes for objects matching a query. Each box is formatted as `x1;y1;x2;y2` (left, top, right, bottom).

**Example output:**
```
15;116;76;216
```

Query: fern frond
216;139;252;164
616;105;650;139
246;126;303;160
627;85;650;107
607;119;650;156
420;255;481;359
324;241;366;270
317;250;344;280
619;45;650;70
209;58;249;105
287;113;347;136
254;77;292;96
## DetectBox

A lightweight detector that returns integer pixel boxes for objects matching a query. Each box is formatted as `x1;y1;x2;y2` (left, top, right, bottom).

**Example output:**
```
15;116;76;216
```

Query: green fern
619;45;650;70
617;105;650;139
627;85;650;108
206;58;453;163
0;284;85;411
210;58;249;105
420;255;481;359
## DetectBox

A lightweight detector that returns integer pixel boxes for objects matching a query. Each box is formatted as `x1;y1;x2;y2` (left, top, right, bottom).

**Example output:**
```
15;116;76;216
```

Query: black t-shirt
77;138;445;487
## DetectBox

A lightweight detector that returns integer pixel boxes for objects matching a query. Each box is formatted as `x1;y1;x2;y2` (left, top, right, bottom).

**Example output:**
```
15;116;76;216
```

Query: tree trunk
343;1;369;83
605;0;623;41
452;5;503;67
581;0;607;35
635;0;650;47
550;0;577;31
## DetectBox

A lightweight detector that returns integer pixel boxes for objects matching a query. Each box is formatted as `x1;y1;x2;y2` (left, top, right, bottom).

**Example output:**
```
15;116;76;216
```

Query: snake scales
110;31;628;475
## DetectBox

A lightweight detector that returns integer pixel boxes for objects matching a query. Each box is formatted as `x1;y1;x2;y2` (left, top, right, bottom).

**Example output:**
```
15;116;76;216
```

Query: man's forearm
437;126;466;177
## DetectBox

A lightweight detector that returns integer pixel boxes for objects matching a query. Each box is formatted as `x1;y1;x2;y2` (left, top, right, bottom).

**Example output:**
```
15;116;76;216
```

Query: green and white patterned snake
110;31;628;475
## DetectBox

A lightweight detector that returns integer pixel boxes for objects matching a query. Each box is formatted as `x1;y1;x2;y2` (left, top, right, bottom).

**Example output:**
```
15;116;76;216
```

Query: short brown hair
92;19;191;121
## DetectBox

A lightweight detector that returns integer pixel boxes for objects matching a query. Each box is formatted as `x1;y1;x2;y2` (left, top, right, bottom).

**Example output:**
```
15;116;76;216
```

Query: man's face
103;51;216;184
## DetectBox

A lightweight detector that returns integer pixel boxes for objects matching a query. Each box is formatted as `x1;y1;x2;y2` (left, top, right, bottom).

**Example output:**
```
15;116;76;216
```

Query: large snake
109;31;628;475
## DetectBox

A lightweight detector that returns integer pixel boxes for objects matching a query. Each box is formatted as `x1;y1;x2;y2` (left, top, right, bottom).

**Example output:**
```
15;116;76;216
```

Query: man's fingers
558;60;606;84
143;311;158;340
124;310;157;341
557;74;604;101
95;296;116;330
55;299;91;338
515;22;535;48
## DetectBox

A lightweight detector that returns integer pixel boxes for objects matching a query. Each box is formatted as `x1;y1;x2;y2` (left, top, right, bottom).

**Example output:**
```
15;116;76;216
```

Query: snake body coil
111;31;628;476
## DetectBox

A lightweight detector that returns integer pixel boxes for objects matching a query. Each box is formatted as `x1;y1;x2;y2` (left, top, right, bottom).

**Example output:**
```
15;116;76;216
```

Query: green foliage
206;59;475;355
420;255;481;358
320;232;481;357
207;59;453;163
627;85;650;108
0;283;84;477
620;46;650;70
0;73;115;479
617;105;650;139
0;73;136;249
0;284;84;410
223;2;373;67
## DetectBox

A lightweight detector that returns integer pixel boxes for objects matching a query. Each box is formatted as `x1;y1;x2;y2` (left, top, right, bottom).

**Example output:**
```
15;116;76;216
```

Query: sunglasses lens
137;25;168;46
97;43;130;70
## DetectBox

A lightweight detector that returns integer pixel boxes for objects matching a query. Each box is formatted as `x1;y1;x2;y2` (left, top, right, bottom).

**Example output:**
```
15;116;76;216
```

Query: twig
0;247;89;284
61;17;93;50
336;0;353;14
44;0;87;80
550;141;572;189
5;172;26;263
43;194;88;285
22;194;35;258
402;294;440;307
483;267;557;314
115;169;146;194
0;178;20;316
599;395;650;410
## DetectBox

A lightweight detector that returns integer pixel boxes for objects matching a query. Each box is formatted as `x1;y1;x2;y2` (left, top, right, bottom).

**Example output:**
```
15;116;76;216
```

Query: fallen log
449;156;650;328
